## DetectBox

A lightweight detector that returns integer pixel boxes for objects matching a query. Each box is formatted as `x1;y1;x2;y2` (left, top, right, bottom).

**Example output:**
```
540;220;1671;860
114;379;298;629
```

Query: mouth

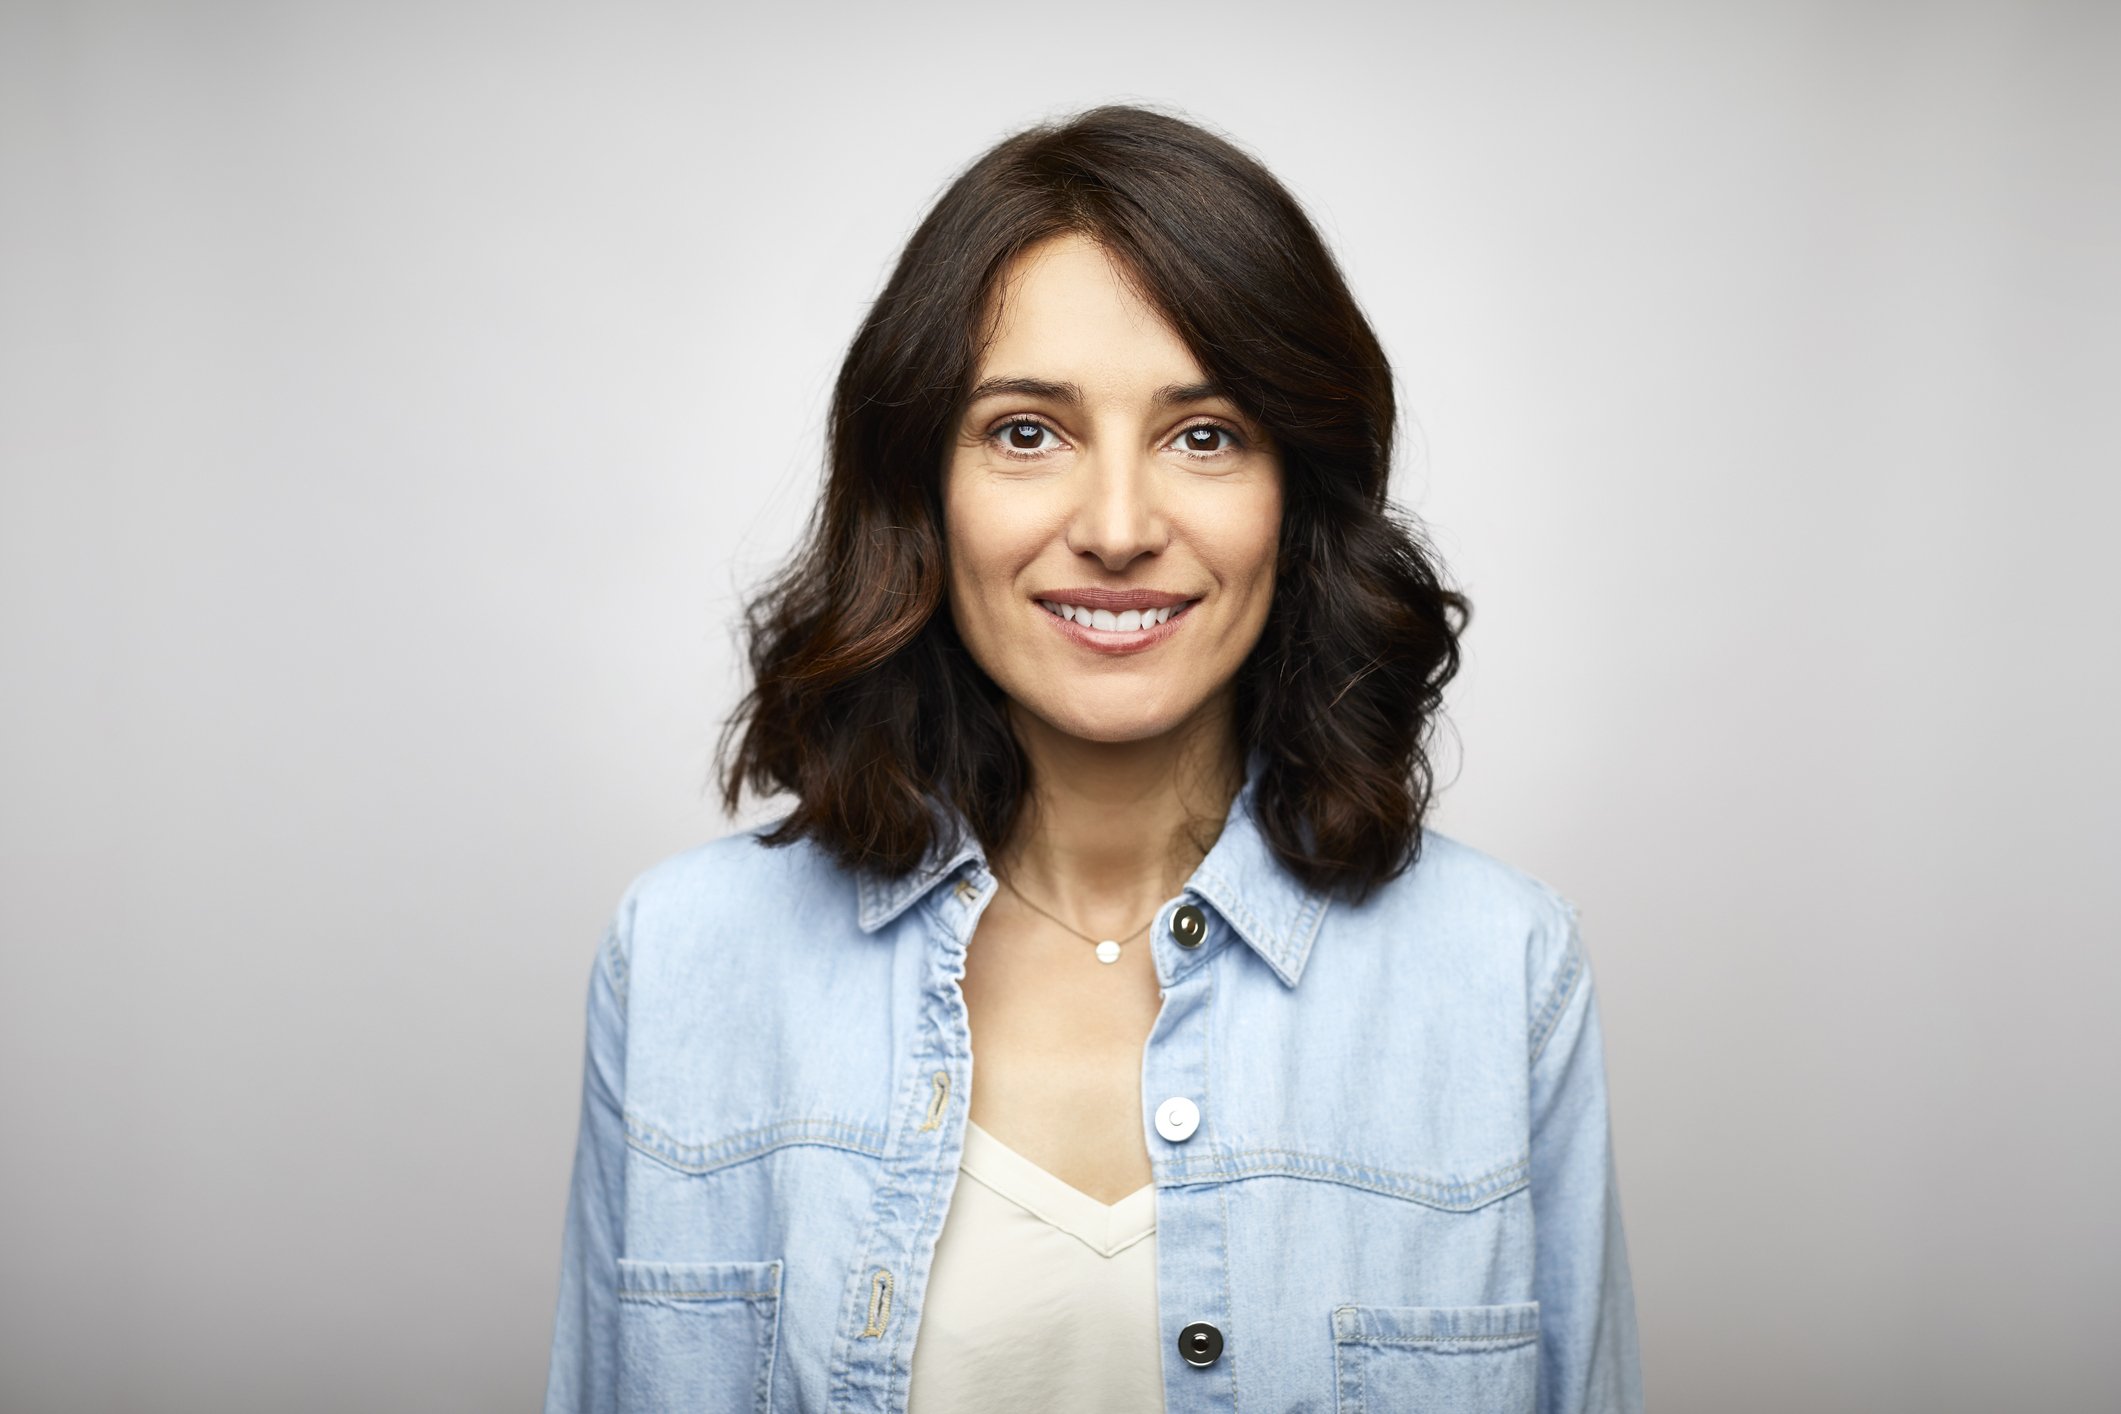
1034;596;1201;656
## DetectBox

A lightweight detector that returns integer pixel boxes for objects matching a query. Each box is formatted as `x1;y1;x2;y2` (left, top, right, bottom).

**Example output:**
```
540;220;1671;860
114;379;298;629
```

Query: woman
544;104;1642;1414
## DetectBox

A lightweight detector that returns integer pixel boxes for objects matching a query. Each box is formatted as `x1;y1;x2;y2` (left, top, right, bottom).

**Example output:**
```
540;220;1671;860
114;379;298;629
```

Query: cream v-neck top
906;1118;1164;1412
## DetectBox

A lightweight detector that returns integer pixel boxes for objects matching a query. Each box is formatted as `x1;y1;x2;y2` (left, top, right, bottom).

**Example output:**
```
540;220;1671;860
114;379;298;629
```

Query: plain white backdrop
3;2;2116;1410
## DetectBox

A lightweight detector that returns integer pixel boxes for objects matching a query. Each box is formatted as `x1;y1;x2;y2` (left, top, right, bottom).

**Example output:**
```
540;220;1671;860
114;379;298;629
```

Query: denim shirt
543;754;1644;1413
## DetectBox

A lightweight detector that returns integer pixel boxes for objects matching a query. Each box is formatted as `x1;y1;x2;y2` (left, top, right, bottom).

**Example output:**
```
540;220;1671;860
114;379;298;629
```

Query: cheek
941;465;987;574
1204;486;1283;597
941;480;1032;623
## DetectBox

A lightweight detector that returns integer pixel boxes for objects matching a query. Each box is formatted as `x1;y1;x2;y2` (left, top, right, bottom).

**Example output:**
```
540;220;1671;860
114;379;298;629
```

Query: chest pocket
1332;1300;1540;1414
616;1257;782;1414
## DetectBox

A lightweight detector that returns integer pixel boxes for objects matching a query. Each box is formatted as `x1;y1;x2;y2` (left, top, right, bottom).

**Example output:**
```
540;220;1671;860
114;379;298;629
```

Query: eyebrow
961;376;1231;411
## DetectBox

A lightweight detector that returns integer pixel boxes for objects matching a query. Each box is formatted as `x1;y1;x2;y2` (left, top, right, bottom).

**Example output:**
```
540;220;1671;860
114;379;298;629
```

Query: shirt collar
853;744;1332;988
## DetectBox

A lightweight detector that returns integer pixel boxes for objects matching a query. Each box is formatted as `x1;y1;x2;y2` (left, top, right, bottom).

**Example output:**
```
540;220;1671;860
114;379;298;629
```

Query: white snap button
1154;1095;1200;1142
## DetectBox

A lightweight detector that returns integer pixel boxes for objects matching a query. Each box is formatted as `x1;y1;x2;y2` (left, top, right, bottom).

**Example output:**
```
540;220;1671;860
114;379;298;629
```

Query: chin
1018;692;1199;746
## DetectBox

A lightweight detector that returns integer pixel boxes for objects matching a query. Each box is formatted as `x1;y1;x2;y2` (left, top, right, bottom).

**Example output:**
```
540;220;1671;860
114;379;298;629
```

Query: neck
993;695;1246;941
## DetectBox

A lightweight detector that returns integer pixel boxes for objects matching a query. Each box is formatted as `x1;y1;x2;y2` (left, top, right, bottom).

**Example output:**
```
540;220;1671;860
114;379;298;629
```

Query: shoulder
1411;828;1589;1048
618;813;826;906
606;812;860;963
1336;826;1584;1014
1389;827;1579;942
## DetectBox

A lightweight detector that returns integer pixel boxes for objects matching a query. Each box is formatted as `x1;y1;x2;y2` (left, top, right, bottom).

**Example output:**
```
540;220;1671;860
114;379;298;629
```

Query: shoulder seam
1526;900;1584;1068
597;918;630;1011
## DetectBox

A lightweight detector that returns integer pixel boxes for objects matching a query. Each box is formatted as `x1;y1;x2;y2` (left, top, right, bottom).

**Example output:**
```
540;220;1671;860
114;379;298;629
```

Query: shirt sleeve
1527;904;1645;1414
543;917;631;1414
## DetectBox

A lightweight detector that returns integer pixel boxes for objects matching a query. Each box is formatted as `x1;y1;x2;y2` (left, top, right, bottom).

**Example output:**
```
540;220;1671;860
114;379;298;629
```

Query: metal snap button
1169;903;1206;948
1154;1095;1200;1142
1177;1320;1223;1367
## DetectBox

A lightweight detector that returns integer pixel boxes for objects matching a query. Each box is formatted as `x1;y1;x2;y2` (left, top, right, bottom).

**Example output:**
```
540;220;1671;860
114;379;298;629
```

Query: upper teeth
1038;600;1184;631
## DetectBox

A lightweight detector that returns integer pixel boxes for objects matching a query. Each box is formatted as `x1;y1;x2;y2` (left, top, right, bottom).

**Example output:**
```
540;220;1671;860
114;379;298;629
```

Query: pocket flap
1332;1301;1542;1413
1333;1299;1539;1349
614;1258;783;1414
617;1257;782;1305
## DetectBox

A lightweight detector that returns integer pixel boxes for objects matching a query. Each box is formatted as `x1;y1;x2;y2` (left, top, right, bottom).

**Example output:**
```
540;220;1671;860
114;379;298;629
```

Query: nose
1064;441;1168;571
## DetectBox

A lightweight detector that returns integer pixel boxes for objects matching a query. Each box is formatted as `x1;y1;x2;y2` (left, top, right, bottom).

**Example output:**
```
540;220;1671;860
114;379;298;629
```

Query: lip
1029;586;1198;612
1033;594;1201;656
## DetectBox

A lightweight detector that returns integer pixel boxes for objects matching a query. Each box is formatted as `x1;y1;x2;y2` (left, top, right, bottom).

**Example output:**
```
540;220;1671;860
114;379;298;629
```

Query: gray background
4;2;2116;1410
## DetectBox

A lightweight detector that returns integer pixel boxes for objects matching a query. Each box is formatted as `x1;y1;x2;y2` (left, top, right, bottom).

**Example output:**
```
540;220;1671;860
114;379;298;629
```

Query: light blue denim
544;749;1644;1413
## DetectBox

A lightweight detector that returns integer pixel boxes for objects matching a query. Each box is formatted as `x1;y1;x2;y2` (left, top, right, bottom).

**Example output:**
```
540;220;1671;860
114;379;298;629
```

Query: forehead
974;232;1204;386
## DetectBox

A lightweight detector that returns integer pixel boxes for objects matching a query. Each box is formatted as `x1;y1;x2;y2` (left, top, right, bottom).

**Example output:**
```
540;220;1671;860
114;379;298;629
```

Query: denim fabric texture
544;749;1644;1413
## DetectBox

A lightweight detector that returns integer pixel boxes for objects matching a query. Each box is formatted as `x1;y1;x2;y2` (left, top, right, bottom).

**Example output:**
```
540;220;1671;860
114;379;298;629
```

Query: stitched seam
1187;863;1332;988
1334;1321;1355;1414
1193;865;1273;965
887;902;972;1378
618;1289;779;1302
1525;890;1583;1065
624;1115;889;1175
1343;1334;1536;1347
599;925;629;1010
628;1113;886;1154
1160;1147;1530;1200
1284;888;1331;983
1527;936;1585;1068
1159;1163;1529;1211
1208;956;1240;1408
1196;1146;1527;1186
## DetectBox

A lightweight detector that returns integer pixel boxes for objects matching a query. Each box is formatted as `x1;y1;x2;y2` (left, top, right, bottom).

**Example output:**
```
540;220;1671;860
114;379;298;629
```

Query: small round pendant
1094;939;1122;964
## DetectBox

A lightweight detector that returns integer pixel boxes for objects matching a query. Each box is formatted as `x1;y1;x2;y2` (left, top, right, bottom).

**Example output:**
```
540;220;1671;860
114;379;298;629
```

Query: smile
1034;597;1200;656
1038;599;1189;630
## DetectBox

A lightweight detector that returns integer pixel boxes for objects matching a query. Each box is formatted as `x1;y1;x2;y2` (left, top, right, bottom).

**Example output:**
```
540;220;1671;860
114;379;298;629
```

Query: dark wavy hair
715;104;1469;906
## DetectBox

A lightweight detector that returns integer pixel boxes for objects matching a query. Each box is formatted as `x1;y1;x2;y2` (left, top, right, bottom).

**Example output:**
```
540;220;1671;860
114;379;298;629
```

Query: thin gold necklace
992;870;1156;966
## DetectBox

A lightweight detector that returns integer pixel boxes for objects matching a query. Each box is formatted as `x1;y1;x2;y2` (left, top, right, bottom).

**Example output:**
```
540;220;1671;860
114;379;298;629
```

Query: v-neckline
958;1118;1156;1257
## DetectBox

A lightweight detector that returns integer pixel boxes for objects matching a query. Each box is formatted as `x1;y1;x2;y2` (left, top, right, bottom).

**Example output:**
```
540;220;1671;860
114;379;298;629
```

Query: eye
1171;423;1243;457
989;418;1063;458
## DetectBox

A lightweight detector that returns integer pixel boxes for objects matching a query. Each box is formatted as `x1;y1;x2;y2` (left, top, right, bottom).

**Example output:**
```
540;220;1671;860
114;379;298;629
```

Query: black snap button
1170;903;1207;949
1177;1319;1223;1367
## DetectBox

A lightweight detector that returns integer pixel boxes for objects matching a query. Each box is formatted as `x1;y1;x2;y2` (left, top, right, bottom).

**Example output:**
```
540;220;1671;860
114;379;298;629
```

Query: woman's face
943;232;1283;747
